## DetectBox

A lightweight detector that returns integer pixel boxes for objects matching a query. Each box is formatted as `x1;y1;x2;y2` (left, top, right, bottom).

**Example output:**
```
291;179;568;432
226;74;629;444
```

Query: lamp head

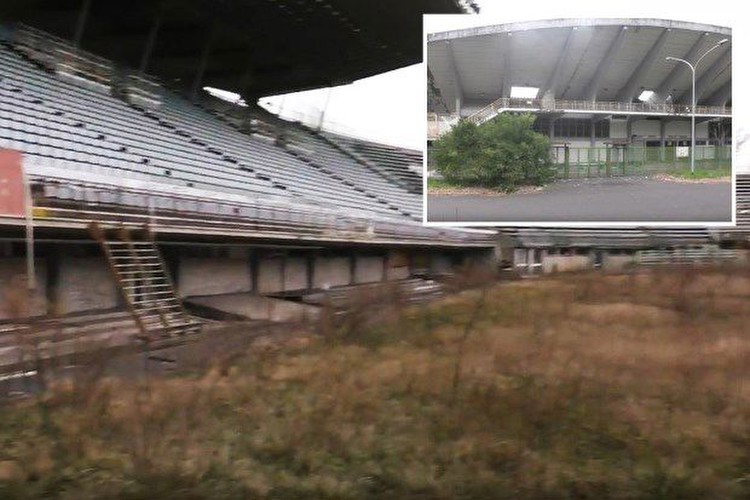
717;38;729;45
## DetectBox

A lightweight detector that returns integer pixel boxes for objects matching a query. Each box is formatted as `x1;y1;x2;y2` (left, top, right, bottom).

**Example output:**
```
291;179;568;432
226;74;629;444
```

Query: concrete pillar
590;117;596;147
660;119;667;162
72;0;92;49
385;251;410;280
139;7;164;74
549;117;556;142
306;254;315;291
190;26;215;101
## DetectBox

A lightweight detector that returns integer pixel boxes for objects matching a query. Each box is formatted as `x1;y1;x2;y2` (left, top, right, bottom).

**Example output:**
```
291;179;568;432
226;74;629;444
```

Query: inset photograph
426;18;733;224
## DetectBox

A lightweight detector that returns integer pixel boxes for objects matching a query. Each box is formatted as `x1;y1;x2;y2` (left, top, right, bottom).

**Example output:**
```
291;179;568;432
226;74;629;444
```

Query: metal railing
550;145;731;179
26;176;496;247
468;97;732;125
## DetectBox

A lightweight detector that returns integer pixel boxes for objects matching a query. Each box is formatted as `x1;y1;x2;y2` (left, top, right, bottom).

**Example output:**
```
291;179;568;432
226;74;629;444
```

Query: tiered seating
152;95;419;219
322;131;423;194
199;97;423;217
0;40;426;223
284;131;422;218
0;43;286;199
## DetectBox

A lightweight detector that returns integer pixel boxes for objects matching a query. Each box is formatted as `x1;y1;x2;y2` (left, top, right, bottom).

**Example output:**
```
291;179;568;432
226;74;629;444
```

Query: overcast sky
259;0;745;170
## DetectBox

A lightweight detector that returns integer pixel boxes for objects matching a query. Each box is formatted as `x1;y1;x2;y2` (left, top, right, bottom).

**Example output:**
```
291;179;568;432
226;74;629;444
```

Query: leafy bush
433;113;554;191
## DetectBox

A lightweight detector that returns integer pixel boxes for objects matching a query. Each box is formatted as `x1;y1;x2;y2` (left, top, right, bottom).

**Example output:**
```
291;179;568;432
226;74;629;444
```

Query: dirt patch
428;185;545;196
652;173;731;184
569;302;679;325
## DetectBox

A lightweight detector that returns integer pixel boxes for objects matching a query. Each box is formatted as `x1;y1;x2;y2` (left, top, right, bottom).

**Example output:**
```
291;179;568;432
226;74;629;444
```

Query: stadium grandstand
0;0;494;349
0;0;746;372
427;19;731;177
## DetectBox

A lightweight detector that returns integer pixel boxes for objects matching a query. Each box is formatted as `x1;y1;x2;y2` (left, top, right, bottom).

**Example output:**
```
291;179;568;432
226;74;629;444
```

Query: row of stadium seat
0;41;423;221
153;93;420;218
283;131;422;217
322;131;423;193
0;47;290;198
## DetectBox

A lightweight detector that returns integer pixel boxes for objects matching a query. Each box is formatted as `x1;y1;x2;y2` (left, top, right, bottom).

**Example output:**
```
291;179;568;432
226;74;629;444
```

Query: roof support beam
500;33;514;98
655;34;708;101
446;43;465;115
618;28;671;102
696;49;731;103
705;80;731;107
584;26;628;101
673;47;730;104
138;4;165;74
541;27;576;99
72;0;92;49
190;25;216;101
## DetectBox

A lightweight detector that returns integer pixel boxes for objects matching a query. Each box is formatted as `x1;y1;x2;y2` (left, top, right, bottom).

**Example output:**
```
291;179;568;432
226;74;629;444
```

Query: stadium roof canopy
0;0;474;97
428;18;732;114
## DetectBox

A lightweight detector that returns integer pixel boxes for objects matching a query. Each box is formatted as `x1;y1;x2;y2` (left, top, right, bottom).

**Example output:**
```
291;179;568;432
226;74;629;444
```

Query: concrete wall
0;259;47;319
631;120;661;137
313;256;351;289
57;257;118;313
542;254;592;273
188;294;319;323
284;257;308;290
610;120;627;139
386;251;410;280
665;121;708;139
354;256;384;284
602;254;635;271
179;257;251;297
284;257;308;291
430;254;453;274
257;257;284;294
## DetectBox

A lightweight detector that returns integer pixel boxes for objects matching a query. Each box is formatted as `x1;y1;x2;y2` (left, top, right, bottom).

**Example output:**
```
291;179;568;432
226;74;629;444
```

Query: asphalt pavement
427;177;732;223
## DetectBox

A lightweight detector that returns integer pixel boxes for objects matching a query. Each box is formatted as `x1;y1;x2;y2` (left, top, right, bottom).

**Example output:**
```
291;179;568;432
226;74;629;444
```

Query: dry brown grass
0;264;749;499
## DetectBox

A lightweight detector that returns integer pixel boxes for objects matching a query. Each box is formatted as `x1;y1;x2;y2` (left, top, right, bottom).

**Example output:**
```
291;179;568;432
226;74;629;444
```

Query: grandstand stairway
90;223;201;341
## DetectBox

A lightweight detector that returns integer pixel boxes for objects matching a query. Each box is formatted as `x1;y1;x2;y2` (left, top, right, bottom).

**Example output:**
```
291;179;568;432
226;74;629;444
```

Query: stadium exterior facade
428;19;732;173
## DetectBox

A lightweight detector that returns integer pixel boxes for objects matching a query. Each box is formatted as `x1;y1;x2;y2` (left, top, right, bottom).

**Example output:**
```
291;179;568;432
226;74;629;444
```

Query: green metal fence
551;145;731;179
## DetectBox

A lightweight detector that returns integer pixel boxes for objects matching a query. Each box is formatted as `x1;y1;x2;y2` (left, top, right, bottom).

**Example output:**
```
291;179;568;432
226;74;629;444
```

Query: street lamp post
665;38;729;175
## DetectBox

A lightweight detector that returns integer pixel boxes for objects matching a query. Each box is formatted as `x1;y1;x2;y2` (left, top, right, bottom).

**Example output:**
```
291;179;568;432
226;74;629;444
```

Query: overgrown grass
1;265;750;499
427;177;461;190
668;164;732;179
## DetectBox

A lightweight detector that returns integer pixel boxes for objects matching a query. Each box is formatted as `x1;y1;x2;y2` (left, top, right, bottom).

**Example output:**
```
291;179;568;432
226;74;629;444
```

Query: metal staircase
90;223;201;341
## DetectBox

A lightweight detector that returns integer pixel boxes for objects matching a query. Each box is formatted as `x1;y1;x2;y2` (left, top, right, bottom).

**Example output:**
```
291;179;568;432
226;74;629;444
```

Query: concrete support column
590;118;596;147
660;119;667;162
249;250;259;294
349;254;356;285
306;254;315;291
549;117;556;142
190;27;215;101
72;0;92;49
139;6;164;74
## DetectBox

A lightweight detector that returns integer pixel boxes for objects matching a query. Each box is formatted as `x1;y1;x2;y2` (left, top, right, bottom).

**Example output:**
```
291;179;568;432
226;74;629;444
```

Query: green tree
433;113;554;191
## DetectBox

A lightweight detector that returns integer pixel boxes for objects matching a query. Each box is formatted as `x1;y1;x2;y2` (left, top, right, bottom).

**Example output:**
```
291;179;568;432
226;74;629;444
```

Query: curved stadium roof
0;0;472;97
428;18;731;113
